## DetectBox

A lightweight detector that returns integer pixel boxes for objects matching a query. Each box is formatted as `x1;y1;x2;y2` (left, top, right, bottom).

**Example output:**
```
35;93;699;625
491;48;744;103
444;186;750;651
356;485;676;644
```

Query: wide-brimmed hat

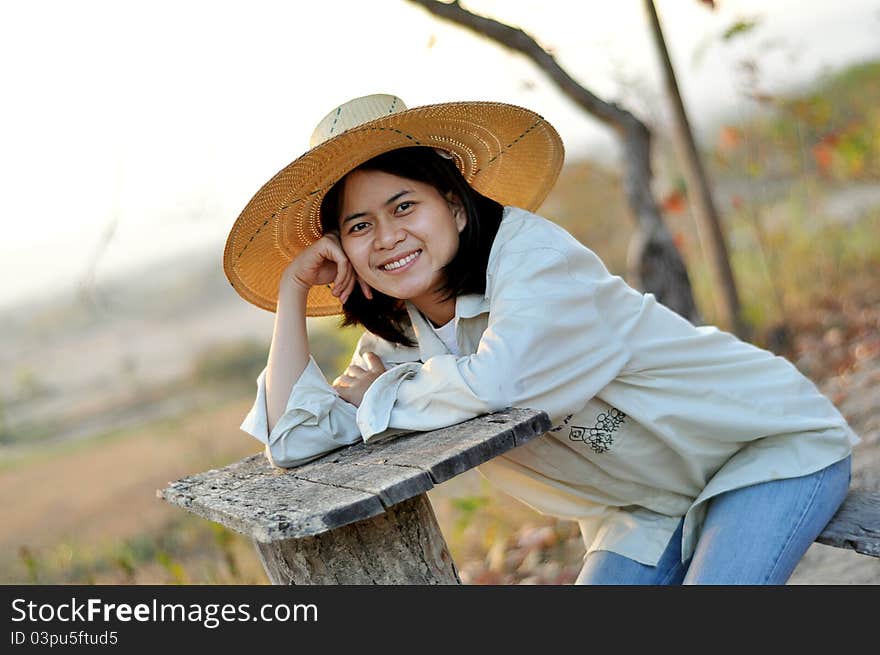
223;93;564;315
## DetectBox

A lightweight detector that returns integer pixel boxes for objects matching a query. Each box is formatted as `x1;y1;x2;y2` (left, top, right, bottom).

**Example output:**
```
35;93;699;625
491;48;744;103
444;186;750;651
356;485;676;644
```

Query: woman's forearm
265;281;311;432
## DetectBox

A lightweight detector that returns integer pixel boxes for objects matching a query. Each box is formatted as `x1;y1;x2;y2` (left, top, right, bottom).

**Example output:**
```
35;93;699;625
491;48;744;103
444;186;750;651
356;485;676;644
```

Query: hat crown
309;94;408;148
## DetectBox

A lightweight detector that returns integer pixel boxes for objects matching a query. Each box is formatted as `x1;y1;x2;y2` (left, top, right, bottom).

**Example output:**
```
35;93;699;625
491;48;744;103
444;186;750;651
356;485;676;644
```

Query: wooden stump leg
253;494;461;584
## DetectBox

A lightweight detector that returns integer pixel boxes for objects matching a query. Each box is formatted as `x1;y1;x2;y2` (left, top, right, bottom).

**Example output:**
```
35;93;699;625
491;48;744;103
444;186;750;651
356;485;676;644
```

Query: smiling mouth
379;250;422;271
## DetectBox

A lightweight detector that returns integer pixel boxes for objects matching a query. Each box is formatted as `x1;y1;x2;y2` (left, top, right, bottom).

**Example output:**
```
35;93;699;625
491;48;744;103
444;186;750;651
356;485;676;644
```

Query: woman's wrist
277;275;311;307
278;269;312;295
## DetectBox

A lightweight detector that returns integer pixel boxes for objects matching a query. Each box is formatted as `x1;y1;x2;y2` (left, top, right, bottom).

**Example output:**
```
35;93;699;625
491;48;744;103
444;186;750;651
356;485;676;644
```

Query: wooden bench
159;408;550;583
158;408;880;584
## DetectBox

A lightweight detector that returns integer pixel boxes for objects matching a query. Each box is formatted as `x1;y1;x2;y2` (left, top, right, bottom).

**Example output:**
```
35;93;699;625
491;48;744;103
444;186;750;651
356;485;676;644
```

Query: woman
225;94;858;585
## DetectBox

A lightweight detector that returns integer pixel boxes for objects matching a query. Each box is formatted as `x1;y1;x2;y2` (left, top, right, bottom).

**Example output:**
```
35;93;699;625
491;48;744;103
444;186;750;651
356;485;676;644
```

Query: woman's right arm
265;233;360;432
265;281;309;432
240;232;377;467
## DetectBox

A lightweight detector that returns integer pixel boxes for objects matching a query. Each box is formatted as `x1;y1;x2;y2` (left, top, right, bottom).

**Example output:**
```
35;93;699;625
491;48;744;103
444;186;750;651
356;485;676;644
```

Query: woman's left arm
356;245;635;439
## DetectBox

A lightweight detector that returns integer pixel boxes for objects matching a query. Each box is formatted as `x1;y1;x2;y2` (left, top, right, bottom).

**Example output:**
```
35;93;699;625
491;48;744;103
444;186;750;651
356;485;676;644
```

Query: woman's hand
281;232;372;304
332;352;386;407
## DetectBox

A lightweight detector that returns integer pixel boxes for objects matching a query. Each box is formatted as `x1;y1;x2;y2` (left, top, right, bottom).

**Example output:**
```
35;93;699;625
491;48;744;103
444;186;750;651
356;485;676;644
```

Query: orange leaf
813;142;833;173
661;189;686;214
718;126;742;151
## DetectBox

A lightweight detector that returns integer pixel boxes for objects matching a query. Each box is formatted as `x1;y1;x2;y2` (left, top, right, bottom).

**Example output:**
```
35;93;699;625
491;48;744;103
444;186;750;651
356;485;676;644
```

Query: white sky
1;0;878;311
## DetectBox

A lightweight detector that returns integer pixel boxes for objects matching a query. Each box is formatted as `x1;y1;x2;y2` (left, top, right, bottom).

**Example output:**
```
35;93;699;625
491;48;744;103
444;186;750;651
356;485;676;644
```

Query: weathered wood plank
158;408;550;541
354;407;551;483
816;488;880;558
290;460;435;509
255;495;460;584
158;454;386;542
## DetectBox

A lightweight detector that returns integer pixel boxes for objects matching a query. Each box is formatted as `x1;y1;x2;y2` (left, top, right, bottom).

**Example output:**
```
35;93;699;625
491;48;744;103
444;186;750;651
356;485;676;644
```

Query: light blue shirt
241;206;858;565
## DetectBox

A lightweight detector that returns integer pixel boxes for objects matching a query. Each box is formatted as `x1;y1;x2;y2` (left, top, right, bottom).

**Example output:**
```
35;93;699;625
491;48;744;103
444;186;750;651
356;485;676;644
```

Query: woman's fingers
363;352;385;373
332;251;350;292
345;365;367;377
332;372;356;387
327;249;354;303
332;362;373;389
289;233;350;291
334;266;351;300
339;263;357;304
332;355;385;407
315;234;369;305
358;276;373;300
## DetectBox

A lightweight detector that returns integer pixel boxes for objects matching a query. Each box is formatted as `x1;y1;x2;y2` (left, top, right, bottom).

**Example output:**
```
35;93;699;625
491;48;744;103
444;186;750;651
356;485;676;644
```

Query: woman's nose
374;220;405;249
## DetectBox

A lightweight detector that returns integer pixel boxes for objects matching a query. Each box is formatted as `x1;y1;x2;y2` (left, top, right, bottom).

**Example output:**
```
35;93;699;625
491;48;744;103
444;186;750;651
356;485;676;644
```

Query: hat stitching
361;125;423;143
236;180;339;259
480;119;542;170
328;107;342;135
235;218;272;260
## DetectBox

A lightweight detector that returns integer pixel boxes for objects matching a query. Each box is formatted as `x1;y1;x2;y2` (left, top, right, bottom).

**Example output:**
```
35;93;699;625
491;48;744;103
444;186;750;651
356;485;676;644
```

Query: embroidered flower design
549;414;574;433
568;408;626;454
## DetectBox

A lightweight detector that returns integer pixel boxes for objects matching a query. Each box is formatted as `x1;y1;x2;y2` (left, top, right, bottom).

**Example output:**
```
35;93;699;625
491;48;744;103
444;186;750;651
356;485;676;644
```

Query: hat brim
223;101;564;315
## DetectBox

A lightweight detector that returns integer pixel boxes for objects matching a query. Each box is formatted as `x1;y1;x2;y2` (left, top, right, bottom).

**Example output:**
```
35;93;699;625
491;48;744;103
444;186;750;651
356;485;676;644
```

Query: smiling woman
320;147;503;332
335;169;467;324
225;93;860;586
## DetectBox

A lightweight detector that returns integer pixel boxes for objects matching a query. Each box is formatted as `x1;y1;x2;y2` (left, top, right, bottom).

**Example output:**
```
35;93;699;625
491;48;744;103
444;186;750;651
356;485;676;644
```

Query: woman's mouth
378;249;422;273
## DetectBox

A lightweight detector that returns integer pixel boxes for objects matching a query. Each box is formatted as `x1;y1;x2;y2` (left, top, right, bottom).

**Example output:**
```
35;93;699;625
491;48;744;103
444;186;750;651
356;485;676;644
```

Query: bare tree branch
406;0;700;323
78;214;118;312
644;0;743;335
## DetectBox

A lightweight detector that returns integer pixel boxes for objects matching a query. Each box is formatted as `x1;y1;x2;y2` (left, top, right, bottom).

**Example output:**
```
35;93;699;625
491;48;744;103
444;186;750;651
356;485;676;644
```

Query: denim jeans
575;455;852;585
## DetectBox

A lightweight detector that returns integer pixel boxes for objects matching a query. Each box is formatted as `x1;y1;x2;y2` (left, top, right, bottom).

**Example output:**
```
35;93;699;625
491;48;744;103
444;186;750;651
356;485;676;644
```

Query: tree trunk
643;0;744;335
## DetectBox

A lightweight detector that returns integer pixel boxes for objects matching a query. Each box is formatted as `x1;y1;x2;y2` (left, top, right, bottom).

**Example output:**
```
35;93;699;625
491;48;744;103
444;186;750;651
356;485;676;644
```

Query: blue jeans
575;455;852;585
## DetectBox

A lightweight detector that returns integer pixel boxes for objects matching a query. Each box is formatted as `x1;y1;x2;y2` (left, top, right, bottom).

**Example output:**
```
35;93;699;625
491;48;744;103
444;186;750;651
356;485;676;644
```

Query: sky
1;0;878;311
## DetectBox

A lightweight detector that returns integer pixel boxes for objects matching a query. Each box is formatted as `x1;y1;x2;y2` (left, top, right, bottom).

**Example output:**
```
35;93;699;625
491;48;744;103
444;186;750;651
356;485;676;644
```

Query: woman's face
337;168;466;317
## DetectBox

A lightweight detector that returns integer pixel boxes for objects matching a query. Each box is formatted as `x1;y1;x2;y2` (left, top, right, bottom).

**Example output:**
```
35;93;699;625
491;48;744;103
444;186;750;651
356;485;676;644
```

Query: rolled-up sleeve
240;355;361;467
357;244;634;440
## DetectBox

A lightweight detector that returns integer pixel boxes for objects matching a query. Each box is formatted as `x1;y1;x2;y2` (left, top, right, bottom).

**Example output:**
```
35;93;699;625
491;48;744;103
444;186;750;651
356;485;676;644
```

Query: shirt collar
455;293;490;319
405;301;448;360
404;293;489;361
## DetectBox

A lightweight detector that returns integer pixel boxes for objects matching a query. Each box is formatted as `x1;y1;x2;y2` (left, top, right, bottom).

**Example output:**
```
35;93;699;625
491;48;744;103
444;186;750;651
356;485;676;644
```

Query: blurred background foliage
2;51;879;584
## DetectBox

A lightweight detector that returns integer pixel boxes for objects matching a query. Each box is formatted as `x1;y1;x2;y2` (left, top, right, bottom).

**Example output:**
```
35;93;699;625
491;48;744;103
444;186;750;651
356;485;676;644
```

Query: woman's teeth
381;250;421;270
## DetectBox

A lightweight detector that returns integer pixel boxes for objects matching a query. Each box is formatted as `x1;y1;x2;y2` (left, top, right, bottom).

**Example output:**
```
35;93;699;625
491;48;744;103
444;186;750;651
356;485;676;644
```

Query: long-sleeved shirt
240;205;859;566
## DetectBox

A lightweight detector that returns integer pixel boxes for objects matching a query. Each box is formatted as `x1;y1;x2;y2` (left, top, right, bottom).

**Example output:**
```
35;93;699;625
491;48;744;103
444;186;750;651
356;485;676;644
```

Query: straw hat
223;93;565;315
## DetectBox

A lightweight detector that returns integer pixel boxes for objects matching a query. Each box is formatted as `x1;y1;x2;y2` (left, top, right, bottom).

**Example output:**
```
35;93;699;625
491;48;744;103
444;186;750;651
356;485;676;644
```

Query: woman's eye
396;201;413;213
349;222;370;233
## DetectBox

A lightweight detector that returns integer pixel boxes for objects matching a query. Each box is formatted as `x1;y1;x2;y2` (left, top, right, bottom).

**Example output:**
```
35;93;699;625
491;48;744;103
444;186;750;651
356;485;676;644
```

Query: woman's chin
368;276;423;299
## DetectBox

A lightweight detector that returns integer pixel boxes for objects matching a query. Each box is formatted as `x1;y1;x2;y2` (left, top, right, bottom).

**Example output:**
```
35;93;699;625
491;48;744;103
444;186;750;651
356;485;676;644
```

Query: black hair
320;146;504;346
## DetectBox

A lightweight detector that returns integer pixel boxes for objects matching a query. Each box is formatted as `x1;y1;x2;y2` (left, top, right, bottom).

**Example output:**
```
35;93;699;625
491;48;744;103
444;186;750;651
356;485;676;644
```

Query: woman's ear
444;192;467;233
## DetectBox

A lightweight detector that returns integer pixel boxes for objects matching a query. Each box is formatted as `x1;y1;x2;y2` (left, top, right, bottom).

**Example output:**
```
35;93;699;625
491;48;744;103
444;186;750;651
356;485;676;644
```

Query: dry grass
0;397;266;583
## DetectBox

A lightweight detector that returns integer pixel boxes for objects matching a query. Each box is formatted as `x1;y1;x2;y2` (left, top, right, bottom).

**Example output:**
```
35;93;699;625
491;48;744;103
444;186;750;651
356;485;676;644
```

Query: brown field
0;399;262;582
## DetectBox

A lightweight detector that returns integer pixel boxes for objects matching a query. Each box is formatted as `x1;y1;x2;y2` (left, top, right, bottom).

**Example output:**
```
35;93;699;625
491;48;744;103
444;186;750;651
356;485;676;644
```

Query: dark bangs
320;146;504;346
